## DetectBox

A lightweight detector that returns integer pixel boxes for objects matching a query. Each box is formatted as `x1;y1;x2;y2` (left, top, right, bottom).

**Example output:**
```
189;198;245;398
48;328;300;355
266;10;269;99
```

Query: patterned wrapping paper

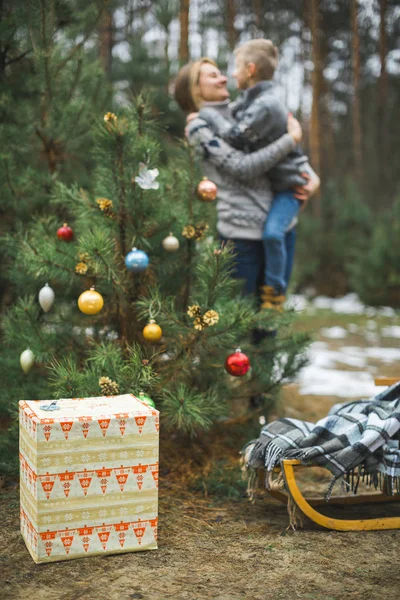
19;394;159;563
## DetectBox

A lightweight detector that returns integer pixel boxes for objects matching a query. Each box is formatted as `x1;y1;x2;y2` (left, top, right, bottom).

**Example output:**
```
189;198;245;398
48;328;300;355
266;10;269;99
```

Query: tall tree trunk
309;0;322;217
226;0;237;50
300;5;311;153
377;0;388;197
98;7;113;80
350;0;362;180
164;32;170;92
253;0;263;32
379;0;388;104
179;0;190;65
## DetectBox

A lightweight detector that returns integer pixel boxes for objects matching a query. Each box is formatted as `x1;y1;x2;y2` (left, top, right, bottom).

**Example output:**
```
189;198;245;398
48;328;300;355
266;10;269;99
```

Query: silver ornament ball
20;348;35;374
162;233;179;253
38;283;55;313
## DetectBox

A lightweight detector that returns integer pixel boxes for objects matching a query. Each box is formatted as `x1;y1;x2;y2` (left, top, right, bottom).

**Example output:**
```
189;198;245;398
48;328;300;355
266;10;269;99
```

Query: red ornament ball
225;348;250;377
197;177;217;202
57;223;74;242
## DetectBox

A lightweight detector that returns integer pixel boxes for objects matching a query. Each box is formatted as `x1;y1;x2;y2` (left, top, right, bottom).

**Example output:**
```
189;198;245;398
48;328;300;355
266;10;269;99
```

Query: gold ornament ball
197;177;217;202
143;320;163;342
162;233;180;252
78;287;104;315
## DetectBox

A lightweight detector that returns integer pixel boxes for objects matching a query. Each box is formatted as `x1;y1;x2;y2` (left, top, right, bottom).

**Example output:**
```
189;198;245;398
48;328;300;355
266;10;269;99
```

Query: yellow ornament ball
78;287;104;315
143;319;163;342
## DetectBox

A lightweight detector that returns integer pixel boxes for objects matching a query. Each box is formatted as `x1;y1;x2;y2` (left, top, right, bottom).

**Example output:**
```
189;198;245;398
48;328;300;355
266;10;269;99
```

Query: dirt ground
2;408;400;600
2;314;400;600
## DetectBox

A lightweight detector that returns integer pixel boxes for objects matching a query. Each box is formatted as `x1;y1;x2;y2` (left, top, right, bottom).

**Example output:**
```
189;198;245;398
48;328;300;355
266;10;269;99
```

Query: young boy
198;39;319;311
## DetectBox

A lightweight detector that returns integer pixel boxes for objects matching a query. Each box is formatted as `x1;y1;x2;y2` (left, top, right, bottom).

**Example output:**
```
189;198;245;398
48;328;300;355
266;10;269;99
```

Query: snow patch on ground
288;293;399;398
381;326;400;338
298;365;379;398
297;341;400;398
289;292;397;317
320;326;348;339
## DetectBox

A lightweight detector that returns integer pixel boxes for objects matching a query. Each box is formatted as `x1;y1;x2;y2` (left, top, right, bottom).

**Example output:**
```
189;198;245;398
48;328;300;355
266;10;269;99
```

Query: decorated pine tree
2;94;309;452
0;0;111;473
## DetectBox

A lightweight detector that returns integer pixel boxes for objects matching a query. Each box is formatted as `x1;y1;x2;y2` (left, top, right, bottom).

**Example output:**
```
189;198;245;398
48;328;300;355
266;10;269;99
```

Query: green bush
349;196;400;307
292;178;372;296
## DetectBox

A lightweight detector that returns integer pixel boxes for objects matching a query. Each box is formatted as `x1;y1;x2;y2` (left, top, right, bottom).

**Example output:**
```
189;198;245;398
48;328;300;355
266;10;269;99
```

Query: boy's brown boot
260;285;285;312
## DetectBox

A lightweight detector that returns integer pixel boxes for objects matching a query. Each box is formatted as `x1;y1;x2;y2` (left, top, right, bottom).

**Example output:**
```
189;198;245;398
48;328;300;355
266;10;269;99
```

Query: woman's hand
186;112;199;124
185;112;200;138
287;113;302;144
294;171;321;208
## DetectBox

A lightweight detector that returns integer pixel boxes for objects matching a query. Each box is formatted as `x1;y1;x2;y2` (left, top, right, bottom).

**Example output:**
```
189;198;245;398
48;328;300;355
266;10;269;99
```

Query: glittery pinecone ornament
99;376;119;396
96;198;115;217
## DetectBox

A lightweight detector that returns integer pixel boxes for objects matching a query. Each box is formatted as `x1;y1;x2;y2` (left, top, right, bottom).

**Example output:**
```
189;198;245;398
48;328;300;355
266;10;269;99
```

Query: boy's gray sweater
199;81;308;193
186;101;296;240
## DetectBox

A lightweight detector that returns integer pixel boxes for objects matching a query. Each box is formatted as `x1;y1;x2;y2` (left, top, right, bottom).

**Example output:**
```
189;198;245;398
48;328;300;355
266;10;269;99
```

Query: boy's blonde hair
235;39;279;81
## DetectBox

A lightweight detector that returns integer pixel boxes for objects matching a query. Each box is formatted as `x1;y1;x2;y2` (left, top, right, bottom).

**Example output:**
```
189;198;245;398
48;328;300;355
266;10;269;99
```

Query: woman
174;58;316;306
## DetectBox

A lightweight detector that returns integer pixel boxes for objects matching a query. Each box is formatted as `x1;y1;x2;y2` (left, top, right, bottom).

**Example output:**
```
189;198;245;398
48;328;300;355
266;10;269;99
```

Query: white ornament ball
20;348;35;374
162;233;179;253
38;283;55;313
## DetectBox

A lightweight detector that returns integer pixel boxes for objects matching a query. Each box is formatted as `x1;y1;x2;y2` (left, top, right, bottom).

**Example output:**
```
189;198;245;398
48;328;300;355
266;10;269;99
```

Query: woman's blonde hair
174;57;217;113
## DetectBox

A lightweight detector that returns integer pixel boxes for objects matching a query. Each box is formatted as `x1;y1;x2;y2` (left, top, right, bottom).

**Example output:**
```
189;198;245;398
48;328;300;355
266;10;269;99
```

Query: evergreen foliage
292;179;372;296
349;196;400;307
1;94;309;459
0;0;109;220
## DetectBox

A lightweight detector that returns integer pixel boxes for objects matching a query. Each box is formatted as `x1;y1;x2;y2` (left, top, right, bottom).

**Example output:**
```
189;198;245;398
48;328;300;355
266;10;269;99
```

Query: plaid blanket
244;382;400;499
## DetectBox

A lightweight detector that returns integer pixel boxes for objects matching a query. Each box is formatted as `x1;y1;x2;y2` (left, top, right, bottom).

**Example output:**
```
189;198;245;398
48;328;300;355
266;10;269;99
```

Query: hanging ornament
38;283;55;313
143;319;163;342
125;247;149;272
78;286;104;315
142;300;162;341
138;392;156;409
197;177;218;202
135;163;160;190
225;348;251;377
57;223;74;242
20;348;35;374
162;233;179;253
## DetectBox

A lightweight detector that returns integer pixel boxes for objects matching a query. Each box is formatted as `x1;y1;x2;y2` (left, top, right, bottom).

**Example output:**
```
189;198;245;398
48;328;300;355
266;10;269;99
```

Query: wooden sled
268;377;400;531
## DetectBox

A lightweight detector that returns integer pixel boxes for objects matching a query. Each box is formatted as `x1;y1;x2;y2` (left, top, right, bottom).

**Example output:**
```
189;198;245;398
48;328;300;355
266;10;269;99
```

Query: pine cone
187;304;201;318
193;317;204;331
104;112;117;123
203;309;219;326
96;198;115;217
182;225;195;239
99;376;119;396
75;262;88;275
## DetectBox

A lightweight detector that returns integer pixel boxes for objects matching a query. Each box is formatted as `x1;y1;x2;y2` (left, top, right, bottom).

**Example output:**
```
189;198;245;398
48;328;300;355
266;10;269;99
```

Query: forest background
0;0;399;474
2;0;400;309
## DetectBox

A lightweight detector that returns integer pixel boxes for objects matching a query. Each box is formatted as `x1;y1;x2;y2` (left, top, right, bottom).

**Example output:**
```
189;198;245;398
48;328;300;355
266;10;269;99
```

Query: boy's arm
187;118;295;182
198;107;235;138
200;99;273;148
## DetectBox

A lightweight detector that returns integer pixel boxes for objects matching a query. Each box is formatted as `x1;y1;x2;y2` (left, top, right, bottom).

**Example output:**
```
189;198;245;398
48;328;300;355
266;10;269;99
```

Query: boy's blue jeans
263;191;301;294
220;229;296;299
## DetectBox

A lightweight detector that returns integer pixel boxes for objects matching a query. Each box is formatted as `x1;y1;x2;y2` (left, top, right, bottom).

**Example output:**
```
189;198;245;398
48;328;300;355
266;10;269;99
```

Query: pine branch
54;1;107;75
5;48;33;66
40;0;52;102
3;159;17;198
23;239;76;275
68;56;83;102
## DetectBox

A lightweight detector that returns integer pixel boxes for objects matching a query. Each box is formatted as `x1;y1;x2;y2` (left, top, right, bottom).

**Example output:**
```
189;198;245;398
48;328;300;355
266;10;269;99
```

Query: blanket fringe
287;494;304;531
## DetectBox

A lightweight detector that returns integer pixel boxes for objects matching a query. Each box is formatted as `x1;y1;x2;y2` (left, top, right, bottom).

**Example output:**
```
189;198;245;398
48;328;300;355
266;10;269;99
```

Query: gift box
19;394;159;563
